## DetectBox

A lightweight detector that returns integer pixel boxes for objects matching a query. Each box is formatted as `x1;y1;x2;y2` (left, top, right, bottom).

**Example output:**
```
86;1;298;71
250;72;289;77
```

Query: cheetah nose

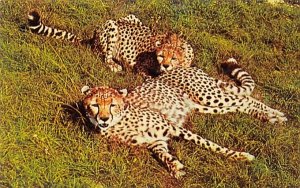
100;117;109;122
162;64;169;69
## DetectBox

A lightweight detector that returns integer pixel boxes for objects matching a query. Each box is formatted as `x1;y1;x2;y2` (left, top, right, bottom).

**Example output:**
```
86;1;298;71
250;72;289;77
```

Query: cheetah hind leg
148;140;186;179
186;96;287;124
103;20;123;72
171;126;255;162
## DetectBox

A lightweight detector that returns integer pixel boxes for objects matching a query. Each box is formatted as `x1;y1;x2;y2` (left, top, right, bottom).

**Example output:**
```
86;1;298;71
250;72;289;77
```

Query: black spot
206;96;212;100
163;129;168;137
206;141;210;146
191;139;196;144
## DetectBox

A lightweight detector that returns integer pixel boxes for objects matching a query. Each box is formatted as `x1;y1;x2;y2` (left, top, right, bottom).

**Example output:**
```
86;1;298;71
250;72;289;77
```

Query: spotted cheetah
27;11;193;76
81;86;255;178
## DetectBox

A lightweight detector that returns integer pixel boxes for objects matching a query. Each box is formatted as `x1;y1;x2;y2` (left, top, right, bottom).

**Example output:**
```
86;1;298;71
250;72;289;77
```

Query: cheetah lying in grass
28;11;193;76
81;59;286;178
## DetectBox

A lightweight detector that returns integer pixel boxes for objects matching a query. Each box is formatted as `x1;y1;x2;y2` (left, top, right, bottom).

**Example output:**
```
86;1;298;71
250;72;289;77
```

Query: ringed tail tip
221;58;241;75
28;10;41;27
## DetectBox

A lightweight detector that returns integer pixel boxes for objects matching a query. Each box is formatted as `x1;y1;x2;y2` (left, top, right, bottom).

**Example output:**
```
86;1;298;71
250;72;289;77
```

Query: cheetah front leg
148;140;186;179
104;20;122;72
171;126;255;162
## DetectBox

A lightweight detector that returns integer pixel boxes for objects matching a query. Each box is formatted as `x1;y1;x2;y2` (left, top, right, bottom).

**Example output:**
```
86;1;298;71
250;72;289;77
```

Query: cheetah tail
219;58;255;96
28;10;83;45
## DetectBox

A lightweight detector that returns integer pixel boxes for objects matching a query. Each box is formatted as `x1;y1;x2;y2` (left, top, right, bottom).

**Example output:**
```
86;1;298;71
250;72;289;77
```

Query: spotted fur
27;11;193;76
82;86;255;178
127;62;286;126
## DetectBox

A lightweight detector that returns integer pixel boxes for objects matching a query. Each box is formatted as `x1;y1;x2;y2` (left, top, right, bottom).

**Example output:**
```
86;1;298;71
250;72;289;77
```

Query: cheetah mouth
98;123;109;129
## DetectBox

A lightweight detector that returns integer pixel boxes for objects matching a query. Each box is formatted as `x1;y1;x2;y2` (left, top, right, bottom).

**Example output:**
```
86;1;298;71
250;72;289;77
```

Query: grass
0;0;300;187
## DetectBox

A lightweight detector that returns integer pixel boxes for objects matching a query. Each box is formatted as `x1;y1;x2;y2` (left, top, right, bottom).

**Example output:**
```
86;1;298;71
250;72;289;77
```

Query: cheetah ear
81;85;90;95
119;88;128;97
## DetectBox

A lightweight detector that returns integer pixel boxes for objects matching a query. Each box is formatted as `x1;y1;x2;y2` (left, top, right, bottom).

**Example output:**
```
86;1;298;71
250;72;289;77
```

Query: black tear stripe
110;105;114;122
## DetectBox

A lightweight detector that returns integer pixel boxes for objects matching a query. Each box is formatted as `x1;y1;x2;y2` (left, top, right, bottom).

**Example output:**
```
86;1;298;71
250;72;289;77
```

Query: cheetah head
156;33;187;72
81;86;128;129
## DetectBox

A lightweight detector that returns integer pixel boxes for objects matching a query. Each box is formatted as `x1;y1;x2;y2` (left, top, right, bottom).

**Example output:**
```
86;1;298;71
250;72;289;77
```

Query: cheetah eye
110;104;116;107
158;55;164;58
171;57;177;60
91;104;98;107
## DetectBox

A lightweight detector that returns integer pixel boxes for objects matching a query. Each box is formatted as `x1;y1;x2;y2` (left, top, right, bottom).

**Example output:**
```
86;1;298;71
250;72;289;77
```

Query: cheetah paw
269;115;288;124
108;63;122;72
239;152;255;162
170;160;186;179
229;152;255;162
267;110;287;124
173;170;186;179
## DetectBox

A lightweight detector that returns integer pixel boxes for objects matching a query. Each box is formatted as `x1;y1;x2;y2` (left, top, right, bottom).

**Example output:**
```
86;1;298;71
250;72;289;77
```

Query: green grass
1;0;299;187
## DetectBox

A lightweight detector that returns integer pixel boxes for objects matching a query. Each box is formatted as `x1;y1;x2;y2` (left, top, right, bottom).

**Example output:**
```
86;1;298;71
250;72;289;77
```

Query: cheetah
81;86;255;178
81;59;286;177
27;11;193;76
127;59;286;126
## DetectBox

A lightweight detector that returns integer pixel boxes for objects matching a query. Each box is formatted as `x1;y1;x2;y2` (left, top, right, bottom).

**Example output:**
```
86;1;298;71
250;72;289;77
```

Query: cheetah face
156;34;185;72
157;46;183;72
81;86;128;129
